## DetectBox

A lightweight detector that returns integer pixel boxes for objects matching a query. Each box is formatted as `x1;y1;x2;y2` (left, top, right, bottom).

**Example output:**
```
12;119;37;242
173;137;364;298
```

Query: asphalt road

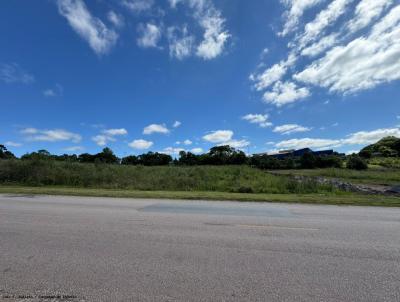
1;194;400;302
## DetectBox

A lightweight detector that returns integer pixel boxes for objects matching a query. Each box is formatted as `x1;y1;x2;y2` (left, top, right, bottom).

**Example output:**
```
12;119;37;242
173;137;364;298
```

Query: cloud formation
274;127;400;150
252;1;400;106
167;0;230;60
143;124;170;135
92;128;128;146
57;0;118;55
129;139;153;149
242;114;272;128
203;130;249;148
21;128;82;143
273;124;312;135
0;63;34;84
203;130;233;143
43;84;63;98
137;23;162;48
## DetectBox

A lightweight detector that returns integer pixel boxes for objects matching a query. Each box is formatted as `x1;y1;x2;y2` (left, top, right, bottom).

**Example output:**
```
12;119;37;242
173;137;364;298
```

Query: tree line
1;144;368;170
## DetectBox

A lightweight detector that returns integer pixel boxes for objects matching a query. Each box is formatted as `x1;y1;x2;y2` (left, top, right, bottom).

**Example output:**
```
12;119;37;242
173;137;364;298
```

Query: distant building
257;148;335;159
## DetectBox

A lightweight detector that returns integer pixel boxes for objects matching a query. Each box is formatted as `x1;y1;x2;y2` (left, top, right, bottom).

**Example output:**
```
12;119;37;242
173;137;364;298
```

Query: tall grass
0;159;336;194
277;168;400;185
368;157;400;169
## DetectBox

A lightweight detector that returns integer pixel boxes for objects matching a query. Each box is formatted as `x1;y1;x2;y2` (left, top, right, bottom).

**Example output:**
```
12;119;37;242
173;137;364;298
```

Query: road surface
1;194;400;301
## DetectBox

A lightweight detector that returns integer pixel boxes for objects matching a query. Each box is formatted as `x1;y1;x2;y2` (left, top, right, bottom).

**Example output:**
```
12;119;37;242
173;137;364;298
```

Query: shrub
346;155;368;170
236;186;253;193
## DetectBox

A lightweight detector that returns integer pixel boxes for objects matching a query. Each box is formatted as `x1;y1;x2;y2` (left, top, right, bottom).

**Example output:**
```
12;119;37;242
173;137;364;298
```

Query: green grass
1;185;400;207
0;160;338;194
368;157;400;169
272;167;400;185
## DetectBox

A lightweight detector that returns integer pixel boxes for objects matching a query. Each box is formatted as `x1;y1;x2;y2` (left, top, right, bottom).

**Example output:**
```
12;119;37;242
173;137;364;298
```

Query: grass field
274;167;400;185
368;157;400;169
1;159;399;207
0;160;338;194
1;185;400;207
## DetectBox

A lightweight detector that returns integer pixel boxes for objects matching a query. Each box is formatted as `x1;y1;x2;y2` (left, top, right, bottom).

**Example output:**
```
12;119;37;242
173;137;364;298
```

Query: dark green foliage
96;147;119;164
138;152;172;166
21;150;51;161
121;155;139;165
300;152;317;169
249;154;287;169
178;151;199;166
0;145;15;160
346;155;368;170
207;145;247;165
77;148;119;164
177;146;247;166
360;136;400;158
315;155;343;168
249;153;342;170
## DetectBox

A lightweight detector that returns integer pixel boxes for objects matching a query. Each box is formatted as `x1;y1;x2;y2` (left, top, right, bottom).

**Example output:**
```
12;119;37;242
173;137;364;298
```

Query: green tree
0;145;15;159
346;155;368;170
95;148;120;164
121;155;139;165
300;152;316;169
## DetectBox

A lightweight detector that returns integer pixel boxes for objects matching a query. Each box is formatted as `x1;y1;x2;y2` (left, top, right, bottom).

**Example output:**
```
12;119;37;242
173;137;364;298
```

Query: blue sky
1;0;400;157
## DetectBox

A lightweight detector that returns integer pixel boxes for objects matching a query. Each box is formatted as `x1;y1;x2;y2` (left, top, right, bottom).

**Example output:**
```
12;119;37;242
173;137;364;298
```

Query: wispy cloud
167;25;195;59
57;0;118;55
64;146;85;152
172;121;182;128
273;124;312;135
137;23;162;48
5;141;22;147
295;5;400;93
122;0;154;13
252;1;399;106
107;11;124;28
92;128;128;146
279;0;325;36
21;128;82;143
168;0;230;60
0;63;34;84
274;127;400;150
43;84;63;97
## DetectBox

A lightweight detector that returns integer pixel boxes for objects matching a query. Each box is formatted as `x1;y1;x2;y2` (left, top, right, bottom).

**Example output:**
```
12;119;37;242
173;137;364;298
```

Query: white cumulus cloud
129;139;154;150
295;5;400;93
92;128;128;146
263;81;310;106
242;114;272;128
203;130;233;143
143;124;170;135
